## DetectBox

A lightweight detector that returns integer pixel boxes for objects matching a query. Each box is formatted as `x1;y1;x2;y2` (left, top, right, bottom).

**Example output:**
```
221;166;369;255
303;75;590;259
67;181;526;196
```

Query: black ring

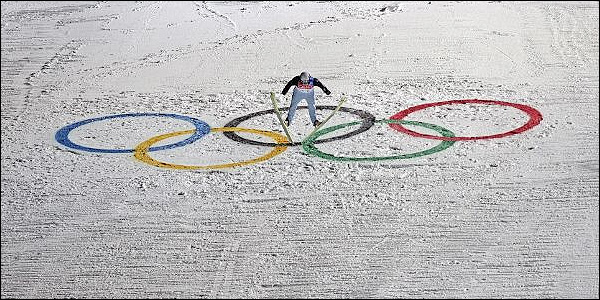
223;105;376;147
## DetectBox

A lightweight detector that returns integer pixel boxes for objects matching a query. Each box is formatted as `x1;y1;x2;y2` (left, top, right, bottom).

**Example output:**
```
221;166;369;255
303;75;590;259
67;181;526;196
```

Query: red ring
389;99;543;141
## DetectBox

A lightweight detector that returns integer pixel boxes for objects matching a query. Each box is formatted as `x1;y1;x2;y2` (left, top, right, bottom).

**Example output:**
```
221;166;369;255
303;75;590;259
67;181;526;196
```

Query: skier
281;71;331;127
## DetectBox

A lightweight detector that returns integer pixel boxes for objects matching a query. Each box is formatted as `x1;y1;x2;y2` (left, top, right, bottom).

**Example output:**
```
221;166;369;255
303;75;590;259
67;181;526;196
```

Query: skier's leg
306;90;318;124
286;91;303;124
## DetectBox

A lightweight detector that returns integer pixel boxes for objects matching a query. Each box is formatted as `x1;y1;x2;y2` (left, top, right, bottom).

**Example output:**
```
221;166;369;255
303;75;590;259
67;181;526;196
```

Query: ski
304;96;347;140
270;92;294;143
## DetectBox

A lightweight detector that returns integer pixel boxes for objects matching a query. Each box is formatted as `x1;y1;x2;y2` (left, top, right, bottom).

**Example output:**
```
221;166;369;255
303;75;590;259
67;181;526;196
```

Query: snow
1;1;598;298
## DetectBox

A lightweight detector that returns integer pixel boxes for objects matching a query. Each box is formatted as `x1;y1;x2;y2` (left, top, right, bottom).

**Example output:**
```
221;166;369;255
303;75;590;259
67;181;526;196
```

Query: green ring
302;119;456;162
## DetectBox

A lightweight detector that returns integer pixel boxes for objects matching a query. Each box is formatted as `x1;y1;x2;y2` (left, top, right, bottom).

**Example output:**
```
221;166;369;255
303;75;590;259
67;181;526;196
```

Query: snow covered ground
1;1;598;298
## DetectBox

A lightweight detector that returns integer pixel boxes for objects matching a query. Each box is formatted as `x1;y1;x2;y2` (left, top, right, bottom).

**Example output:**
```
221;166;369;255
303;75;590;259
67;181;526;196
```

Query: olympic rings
223;105;376;147
54;99;542;170
303;119;456;162
55;113;210;153
134;127;288;170
389;99;543;141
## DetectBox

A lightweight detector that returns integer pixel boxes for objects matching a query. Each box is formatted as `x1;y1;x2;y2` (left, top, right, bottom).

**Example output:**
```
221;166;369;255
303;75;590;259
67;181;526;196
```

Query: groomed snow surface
1;1;598;298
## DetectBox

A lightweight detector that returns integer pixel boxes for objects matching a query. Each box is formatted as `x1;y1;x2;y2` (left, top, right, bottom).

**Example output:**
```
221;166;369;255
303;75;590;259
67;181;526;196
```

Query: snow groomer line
55;98;543;170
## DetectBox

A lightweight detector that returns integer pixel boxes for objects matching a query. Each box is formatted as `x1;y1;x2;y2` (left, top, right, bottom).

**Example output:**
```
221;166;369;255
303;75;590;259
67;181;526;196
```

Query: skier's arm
314;78;331;95
282;76;300;95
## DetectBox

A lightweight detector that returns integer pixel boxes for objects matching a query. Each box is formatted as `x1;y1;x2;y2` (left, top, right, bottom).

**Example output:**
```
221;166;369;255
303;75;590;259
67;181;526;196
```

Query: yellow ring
134;127;288;170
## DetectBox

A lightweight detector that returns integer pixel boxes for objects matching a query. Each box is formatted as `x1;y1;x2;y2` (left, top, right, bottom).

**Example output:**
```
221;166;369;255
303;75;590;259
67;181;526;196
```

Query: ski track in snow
284;30;307;50
1;1;598;299
195;1;238;32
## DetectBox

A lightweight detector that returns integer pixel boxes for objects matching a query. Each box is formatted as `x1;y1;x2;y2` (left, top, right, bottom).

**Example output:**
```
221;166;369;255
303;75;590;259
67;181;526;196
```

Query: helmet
300;71;310;83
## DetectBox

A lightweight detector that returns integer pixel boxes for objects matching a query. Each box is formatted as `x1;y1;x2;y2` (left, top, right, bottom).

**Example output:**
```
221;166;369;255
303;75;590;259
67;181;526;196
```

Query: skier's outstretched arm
314;78;331;95
282;76;300;95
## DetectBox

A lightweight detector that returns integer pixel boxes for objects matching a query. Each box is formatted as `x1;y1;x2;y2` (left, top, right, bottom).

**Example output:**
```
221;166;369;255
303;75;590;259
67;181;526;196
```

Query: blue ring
55;113;211;153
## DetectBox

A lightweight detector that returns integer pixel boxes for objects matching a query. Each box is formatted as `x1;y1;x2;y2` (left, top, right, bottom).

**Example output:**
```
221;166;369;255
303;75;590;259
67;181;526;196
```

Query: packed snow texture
1;1;598;298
